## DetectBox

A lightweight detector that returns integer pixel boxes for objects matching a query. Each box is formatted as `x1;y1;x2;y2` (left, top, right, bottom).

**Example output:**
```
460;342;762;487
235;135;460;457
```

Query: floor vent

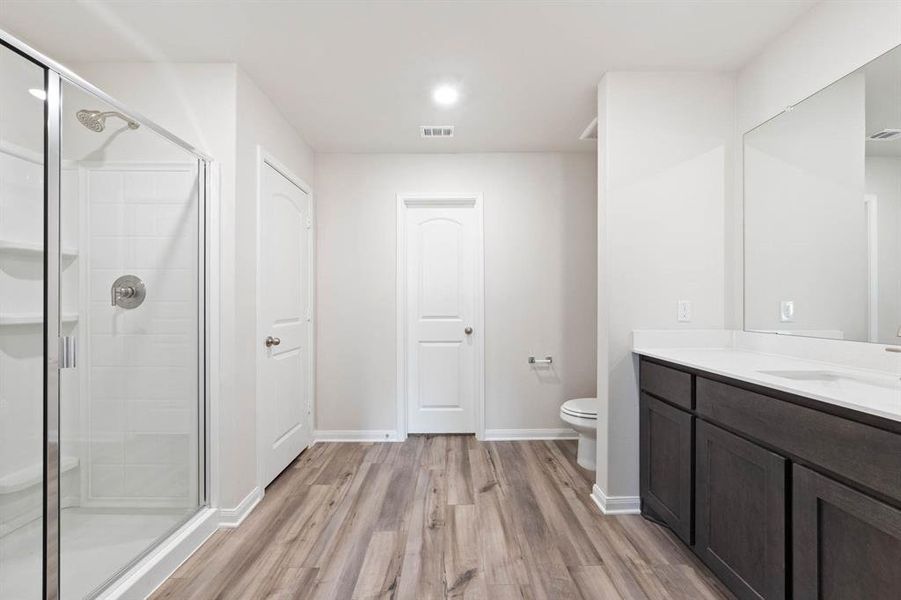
420;125;454;138
868;128;901;141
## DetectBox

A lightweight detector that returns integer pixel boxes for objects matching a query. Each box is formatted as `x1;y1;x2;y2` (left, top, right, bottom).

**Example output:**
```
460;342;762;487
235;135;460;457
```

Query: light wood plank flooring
152;436;734;599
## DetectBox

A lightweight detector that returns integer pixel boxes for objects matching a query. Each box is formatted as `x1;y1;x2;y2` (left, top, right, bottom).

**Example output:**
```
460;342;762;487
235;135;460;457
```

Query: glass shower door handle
59;336;77;369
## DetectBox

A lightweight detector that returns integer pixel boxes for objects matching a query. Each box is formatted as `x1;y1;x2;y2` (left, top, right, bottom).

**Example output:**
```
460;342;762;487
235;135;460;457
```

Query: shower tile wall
83;166;198;506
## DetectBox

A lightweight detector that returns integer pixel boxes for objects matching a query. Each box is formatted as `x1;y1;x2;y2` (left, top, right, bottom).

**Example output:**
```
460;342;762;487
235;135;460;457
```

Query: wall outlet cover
677;300;691;322
780;300;794;322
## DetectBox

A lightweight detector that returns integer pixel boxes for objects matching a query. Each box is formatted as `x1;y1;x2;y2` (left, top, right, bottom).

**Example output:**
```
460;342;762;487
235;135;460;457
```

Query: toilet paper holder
528;356;553;365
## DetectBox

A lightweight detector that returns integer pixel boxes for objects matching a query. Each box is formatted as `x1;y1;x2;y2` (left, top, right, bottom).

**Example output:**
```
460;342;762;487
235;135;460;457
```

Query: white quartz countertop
633;346;901;423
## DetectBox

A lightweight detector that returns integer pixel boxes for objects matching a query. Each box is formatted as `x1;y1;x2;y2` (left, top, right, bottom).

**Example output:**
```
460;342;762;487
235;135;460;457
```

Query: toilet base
576;435;597;471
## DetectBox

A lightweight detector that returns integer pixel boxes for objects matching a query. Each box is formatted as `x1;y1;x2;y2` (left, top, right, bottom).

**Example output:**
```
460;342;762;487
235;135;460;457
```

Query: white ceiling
0;0;814;153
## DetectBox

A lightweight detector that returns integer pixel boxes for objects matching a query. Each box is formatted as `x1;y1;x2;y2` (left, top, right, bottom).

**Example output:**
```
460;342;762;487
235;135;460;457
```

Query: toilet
559;397;598;471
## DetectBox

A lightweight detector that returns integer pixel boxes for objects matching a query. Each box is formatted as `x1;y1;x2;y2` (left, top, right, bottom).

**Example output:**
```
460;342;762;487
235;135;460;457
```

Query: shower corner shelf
0;312;78;326
0;240;78;259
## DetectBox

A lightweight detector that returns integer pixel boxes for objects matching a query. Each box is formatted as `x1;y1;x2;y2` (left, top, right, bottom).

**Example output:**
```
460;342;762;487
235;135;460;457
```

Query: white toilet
559;397;598;471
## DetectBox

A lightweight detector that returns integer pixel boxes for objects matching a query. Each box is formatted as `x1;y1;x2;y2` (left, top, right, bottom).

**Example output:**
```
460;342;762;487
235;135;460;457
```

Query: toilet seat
561;397;598;420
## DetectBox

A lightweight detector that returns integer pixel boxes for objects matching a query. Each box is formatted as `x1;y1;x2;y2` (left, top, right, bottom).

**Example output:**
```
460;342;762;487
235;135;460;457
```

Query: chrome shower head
76;109;139;132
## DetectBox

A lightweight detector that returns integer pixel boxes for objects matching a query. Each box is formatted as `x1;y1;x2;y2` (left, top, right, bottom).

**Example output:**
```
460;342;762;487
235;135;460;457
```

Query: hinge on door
305;215;312;229
59;336;77;369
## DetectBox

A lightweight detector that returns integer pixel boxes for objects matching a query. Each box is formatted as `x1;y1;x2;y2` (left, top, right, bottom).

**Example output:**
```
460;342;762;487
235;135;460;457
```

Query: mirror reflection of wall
744;45;901;344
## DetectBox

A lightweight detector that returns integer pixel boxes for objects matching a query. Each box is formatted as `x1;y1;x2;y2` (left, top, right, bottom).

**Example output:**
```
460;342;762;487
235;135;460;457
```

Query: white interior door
259;160;312;487
404;198;481;434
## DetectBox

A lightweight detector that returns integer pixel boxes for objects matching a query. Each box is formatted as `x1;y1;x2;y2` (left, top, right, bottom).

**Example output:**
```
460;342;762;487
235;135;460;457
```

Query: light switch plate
677;300;691;322
780;300;794;322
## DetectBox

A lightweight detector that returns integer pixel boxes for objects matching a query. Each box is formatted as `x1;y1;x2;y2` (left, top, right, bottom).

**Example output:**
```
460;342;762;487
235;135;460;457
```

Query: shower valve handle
111;285;136;306
110;275;146;309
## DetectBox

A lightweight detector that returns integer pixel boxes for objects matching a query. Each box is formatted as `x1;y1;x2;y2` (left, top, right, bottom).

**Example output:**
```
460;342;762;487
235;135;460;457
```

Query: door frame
255;147;315;490
865;193;878;342
395;193;485;441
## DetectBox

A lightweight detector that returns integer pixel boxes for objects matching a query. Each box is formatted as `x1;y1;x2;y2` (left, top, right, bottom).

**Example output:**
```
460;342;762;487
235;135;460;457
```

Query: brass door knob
265;336;281;347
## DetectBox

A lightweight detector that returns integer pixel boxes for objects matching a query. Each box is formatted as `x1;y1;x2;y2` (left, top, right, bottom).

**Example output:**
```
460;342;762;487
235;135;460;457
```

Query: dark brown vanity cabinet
639;392;692;544
695;420;786;600
793;465;901;600
638;356;901;600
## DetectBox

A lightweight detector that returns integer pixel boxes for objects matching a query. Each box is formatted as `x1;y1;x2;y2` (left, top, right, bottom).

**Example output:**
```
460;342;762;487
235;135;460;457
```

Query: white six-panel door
259;159;313;487
401;196;482;434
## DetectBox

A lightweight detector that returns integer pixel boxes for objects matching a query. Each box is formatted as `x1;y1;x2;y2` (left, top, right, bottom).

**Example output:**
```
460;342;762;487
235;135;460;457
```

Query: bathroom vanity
635;343;901;600
629;39;901;599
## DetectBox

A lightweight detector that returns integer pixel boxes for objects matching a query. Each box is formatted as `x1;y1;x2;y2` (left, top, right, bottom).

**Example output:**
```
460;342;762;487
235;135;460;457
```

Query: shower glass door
0;42;46;600
0;30;207;598
57;79;204;598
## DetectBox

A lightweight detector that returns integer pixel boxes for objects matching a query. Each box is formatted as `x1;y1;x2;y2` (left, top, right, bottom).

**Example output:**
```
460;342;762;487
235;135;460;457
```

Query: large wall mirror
744;45;901;344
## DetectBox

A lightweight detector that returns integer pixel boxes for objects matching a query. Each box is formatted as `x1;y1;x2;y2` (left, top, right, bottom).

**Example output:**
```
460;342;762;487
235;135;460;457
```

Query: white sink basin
758;369;844;381
758;369;900;391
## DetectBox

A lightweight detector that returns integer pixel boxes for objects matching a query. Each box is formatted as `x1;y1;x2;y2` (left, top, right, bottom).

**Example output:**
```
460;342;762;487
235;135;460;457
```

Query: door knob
265;336;281;347
464;327;473;335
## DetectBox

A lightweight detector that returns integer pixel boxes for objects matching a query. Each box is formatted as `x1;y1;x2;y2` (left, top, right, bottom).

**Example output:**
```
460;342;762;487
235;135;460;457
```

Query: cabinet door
640;392;693;543
793;465;901;600
696;420;786;600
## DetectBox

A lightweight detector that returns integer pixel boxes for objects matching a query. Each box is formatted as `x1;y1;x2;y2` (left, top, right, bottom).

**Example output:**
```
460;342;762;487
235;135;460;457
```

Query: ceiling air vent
420;125;454;138
868;129;901;141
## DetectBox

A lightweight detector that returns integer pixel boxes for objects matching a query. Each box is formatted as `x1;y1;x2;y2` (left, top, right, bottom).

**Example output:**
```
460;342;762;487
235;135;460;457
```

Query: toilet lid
561;397;598;419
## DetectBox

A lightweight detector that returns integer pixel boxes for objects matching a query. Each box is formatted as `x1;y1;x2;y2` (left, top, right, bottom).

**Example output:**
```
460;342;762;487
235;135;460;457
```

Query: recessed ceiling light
432;84;459;107
28;88;46;101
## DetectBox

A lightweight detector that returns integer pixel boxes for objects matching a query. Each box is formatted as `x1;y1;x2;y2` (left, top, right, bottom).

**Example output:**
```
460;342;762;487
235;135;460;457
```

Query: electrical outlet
780;300;794;323
677;300;692;322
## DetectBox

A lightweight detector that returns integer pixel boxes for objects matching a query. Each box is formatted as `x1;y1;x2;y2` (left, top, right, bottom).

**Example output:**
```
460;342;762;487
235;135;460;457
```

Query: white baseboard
313;429;400;442
312;429;575;442
97;507;218;600
591;484;641;515
483;428;578;441
219;486;263;528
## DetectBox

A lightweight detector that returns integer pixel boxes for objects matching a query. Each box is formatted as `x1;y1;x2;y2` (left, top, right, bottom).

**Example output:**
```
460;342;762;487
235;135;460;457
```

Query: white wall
736;1;901;135
730;0;901;327
596;72;734;501
315;152;597;435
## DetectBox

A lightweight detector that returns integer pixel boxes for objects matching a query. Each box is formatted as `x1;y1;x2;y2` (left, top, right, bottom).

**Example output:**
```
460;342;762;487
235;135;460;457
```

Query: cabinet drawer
640;359;692;410
697;377;901;502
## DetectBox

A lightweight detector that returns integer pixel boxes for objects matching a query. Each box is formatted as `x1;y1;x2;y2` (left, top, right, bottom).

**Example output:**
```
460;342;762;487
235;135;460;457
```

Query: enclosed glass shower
0;34;208;599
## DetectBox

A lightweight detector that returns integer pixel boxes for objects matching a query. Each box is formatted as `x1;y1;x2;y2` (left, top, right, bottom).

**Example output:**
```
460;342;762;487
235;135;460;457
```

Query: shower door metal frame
45;66;62;600
0;27;213;600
